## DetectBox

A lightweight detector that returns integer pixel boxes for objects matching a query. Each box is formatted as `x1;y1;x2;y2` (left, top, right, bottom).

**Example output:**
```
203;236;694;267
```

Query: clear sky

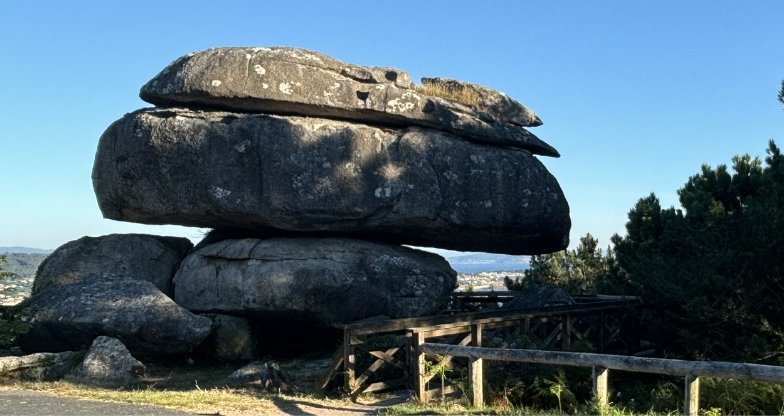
2;1;783;252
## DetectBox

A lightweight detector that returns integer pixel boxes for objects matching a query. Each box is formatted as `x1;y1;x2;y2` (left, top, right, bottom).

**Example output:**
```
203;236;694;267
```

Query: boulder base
93;109;570;255
174;238;457;326
18;273;212;355
32;234;192;298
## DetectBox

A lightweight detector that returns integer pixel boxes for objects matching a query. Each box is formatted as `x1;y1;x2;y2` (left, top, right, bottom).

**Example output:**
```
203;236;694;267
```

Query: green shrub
699;378;784;415
0;307;32;350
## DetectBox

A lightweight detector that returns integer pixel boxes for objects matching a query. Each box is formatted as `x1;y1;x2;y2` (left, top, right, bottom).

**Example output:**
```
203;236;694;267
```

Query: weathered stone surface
139;47;558;157
223;361;292;392
32;234;192;298
421;77;541;127
173;238;457;326
93;109;570;255
195;314;257;362
69;336;145;387
18;273;212;355
0;351;84;381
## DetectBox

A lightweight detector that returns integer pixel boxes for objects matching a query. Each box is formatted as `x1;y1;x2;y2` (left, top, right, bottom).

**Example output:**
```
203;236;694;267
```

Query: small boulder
18;273;212;355
0;351;84;381
32;234;192;298
223;361;292;393
505;283;576;310
69;336;145;387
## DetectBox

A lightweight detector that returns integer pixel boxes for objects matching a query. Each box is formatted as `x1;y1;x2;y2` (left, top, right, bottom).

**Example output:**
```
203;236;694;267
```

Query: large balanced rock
173;238;457;326
18;273;212;355
93;109;569;255
139;47;557;157
32;234;192;297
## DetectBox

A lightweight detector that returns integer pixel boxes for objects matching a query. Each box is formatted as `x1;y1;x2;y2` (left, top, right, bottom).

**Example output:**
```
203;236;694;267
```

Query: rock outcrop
139;47;557;157
18;273;212;355
18;46;572;359
174;238;457;326
93;109;569;255
32;234;192;297
69;336;146;387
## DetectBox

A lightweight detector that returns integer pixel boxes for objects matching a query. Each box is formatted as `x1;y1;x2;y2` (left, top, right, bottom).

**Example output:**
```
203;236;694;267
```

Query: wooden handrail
419;343;784;383
343;299;638;335
408;305;625;335
417;342;784;415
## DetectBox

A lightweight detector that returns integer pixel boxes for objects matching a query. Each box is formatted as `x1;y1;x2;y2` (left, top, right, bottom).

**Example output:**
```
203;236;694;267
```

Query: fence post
469;323;484;407
592;365;608;408
343;328;355;394
684;374;699;416
413;331;426;403
599;311;605;353
564;314;572;350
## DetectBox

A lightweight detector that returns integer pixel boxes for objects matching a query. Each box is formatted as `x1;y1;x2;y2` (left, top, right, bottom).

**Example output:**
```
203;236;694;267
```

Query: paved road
0;389;391;415
0;390;199;416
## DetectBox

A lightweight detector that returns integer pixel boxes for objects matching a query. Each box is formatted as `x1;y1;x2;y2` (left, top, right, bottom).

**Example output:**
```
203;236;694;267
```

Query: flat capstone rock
139;46;558;157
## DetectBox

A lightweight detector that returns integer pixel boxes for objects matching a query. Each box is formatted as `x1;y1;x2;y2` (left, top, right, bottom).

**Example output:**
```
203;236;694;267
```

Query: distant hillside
0;252;49;279
0;247;54;254
446;253;529;264
445;253;529;274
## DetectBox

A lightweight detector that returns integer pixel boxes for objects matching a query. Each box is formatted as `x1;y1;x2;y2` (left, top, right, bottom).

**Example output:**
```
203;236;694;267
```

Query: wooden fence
318;296;640;399
417;339;784;415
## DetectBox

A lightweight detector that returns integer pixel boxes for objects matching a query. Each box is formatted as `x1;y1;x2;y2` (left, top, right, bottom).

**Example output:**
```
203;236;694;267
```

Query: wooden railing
319;297;639;399
417;338;784;416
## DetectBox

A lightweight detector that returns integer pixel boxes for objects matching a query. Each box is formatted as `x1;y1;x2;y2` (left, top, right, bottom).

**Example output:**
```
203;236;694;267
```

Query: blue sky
2;1;783;252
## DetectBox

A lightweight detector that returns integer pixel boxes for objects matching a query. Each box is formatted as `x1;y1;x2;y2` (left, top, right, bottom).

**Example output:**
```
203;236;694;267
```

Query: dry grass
412;84;481;107
0;357;367;415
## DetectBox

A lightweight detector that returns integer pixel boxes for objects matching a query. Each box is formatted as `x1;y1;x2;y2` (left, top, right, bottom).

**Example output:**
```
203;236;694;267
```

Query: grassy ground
0;354;693;415
0;356;378;415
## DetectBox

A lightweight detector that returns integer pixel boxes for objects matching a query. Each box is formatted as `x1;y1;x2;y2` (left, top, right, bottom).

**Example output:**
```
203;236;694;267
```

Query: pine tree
505;233;608;296
612;141;784;363
0;255;14;281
